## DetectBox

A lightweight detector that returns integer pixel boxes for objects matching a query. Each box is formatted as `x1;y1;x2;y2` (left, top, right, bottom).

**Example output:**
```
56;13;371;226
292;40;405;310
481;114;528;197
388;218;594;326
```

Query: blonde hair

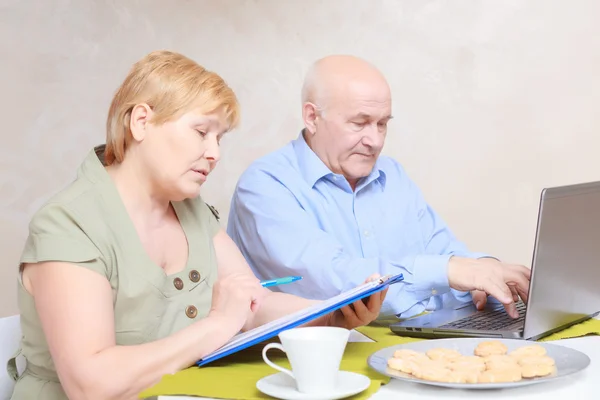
105;50;240;165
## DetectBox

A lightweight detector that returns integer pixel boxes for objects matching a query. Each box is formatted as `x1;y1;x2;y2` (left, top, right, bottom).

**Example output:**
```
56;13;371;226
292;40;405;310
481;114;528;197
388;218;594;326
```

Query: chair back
0;315;22;400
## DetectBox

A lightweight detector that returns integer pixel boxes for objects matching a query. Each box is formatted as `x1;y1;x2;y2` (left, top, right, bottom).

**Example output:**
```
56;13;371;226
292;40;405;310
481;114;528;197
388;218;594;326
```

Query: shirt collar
358;160;387;191
292;131;334;188
77;144;111;184
292;130;387;191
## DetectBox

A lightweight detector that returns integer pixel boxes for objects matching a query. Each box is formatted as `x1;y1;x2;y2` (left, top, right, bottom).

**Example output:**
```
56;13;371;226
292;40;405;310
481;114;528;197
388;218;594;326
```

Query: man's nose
362;123;385;149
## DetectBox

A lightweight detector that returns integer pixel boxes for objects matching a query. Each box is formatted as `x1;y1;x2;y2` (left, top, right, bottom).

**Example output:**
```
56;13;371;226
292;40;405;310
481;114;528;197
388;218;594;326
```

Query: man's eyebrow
350;113;373;120
350;113;394;120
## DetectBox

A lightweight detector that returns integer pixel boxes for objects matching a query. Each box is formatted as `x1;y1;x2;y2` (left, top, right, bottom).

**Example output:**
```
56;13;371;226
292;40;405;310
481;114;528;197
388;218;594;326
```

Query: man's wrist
447;256;474;290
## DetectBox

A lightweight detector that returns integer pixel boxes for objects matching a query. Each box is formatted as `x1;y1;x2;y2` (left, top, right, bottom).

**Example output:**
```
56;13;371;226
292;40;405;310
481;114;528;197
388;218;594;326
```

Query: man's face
310;80;392;188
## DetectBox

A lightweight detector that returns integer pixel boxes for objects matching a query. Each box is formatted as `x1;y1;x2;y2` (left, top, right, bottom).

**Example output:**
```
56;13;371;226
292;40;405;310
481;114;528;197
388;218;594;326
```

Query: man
227;55;530;319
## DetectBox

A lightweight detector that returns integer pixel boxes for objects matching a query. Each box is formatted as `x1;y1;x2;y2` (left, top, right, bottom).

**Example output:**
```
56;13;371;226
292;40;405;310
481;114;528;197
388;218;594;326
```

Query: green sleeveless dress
8;145;220;399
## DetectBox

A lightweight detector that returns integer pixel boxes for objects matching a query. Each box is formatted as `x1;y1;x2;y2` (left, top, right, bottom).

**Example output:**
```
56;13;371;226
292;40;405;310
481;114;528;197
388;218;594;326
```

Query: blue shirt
227;132;490;317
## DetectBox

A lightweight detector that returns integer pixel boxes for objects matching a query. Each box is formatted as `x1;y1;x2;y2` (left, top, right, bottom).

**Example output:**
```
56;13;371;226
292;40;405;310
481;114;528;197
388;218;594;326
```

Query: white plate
256;370;371;400
367;338;590;389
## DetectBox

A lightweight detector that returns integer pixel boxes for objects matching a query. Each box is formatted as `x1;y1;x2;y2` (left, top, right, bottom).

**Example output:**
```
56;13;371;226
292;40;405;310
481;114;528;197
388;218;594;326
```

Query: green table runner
139;318;600;399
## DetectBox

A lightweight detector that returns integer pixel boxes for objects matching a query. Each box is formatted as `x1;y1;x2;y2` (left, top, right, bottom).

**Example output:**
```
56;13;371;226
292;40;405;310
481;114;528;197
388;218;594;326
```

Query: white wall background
1;0;599;316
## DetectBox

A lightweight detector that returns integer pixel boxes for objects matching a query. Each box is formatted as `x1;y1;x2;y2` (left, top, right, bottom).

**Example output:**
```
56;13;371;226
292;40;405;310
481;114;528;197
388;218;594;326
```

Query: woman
7;50;386;400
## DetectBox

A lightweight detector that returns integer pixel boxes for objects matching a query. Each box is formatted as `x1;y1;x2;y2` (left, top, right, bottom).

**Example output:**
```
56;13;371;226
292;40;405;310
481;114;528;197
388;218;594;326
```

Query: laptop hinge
432;330;504;338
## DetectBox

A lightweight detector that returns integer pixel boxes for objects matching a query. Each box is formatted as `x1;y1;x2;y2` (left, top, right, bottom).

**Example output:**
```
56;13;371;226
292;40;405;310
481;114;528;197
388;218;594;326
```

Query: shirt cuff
451;288;472;302
471;252;498;261
409;254;451;294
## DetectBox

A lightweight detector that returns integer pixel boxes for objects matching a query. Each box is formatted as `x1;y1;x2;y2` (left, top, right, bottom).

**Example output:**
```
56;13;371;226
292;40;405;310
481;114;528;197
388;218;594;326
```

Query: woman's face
134;105;228;201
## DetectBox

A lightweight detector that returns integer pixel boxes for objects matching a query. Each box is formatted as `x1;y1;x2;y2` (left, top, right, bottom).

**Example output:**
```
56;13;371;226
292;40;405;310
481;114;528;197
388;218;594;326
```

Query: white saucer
256;370;371;400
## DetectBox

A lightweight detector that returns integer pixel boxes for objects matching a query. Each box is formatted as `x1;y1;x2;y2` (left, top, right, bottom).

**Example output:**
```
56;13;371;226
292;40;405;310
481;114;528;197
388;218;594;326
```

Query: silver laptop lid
524;181;600;340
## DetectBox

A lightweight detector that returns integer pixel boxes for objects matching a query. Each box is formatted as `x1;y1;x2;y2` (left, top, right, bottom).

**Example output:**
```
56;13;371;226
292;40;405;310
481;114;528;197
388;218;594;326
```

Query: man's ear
129;103;153;142
302;102;319;135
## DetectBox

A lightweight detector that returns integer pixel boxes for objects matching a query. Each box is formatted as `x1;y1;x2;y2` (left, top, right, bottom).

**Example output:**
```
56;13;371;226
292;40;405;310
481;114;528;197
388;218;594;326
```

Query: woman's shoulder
178;196;222;237
29;176;103;233
19;146;124;278
22;175;112;274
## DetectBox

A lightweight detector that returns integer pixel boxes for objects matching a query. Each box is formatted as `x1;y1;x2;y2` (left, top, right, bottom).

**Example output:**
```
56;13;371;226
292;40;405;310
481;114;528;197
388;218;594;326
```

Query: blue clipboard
196;273;404;366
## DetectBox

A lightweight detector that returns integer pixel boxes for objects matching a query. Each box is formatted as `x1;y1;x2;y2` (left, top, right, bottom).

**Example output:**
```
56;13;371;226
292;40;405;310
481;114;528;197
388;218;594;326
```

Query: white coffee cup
262;326;350;394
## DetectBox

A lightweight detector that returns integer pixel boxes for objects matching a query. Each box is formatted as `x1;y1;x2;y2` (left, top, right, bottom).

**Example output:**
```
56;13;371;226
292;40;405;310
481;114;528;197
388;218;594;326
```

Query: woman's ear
129;103;153;142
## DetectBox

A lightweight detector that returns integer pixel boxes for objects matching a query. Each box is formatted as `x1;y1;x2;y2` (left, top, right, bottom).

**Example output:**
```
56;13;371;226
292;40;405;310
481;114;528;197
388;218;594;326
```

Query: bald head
300;55;392;190
301;55;390;111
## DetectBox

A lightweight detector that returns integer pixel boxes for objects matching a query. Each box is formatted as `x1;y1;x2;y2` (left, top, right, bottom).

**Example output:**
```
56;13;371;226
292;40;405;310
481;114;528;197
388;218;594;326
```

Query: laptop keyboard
439;302;527;331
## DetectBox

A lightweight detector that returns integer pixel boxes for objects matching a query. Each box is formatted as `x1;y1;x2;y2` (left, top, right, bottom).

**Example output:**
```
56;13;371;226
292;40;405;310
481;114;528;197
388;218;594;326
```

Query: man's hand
448;257;531;319
328;274;388;329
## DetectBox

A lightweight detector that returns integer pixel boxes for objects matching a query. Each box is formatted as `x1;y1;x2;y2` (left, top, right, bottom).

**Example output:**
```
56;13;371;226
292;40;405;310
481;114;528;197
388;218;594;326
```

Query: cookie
448;368;481;384
387;357;420;374
509;345;547;359
426;348;462;362
479;366;523;383
521;363;556;378
483;354;519;370
517;355;556;377
474;341;508;357
448;356;486;372
411;364;453;382
387;344;557;384
452;355;486;365
393;349;429;362
517;355;556;367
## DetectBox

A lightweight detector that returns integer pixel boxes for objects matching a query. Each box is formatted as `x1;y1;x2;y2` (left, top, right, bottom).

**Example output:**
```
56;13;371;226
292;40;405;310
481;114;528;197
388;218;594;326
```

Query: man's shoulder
376;154;410;178
239;141;298;182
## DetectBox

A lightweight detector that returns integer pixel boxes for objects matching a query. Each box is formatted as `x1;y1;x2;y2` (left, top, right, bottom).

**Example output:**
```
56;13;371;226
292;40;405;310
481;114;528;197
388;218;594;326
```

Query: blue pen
260;276;302;288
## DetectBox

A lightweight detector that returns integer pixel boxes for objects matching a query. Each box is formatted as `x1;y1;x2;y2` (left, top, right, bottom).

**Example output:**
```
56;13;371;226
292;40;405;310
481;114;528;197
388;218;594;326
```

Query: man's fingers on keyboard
490;281;513;305
471;290;487;310
506;267;530;294
504;301;519;319
509;285;519;302
518;264;532;279
517;287;529;304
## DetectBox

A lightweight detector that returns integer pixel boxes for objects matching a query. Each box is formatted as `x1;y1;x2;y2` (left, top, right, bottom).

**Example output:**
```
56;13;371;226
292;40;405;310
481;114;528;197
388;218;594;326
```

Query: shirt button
185;305;198;319
189;270;201;283
432;289;438;295
363;230;370;237
173;277;184;290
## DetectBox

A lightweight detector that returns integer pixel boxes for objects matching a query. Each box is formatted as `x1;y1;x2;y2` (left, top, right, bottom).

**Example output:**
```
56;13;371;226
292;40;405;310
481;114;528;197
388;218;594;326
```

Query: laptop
389;180;600;340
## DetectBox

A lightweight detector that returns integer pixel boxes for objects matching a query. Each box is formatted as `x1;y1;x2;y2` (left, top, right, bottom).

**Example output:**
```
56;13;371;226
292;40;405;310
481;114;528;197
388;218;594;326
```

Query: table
159;328;598;400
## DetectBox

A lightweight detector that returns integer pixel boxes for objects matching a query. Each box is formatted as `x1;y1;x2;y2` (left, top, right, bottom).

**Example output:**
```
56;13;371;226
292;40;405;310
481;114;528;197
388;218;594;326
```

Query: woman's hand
208;272;265;334
328;274;387;329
